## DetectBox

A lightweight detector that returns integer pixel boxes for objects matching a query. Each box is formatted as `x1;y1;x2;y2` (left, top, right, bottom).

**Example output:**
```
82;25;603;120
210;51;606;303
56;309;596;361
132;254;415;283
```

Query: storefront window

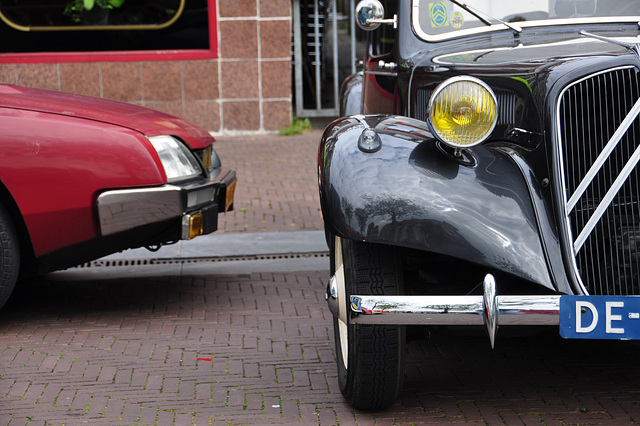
0;0;212;55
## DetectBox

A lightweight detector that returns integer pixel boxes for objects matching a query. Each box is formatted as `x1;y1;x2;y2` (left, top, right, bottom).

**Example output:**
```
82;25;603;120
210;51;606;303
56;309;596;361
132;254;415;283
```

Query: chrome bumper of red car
96;169;236;238
327;273;560;348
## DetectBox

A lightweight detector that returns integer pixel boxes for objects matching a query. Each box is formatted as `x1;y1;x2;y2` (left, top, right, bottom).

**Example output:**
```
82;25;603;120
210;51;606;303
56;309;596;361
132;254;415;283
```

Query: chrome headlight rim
427;75;498;149
148;135;204;183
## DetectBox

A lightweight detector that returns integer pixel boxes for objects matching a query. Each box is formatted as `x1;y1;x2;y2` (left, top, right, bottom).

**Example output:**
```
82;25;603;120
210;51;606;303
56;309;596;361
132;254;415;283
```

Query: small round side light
358;128;382;153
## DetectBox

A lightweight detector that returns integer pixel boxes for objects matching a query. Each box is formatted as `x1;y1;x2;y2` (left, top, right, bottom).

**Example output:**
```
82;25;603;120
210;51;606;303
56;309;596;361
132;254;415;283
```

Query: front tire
331;234;405;410
0;203;19;310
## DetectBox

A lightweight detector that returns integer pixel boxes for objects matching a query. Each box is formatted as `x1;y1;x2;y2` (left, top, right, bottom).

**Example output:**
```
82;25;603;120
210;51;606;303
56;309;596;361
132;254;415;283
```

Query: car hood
428;36;635;67
412;34;640;94
410;34;640;133
0;85;213;148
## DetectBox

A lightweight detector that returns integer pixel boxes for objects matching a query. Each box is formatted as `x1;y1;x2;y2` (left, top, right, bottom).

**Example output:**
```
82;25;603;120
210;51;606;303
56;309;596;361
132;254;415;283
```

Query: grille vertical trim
574;137;640;251
557;66;640;296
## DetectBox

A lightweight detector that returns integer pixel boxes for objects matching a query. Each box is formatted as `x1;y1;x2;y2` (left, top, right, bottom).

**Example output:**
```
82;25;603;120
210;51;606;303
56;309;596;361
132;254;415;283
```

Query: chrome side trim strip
365;70;398;77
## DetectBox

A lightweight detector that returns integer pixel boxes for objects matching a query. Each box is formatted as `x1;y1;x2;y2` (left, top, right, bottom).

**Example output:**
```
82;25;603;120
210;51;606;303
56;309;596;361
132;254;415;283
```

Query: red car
0;84;236;309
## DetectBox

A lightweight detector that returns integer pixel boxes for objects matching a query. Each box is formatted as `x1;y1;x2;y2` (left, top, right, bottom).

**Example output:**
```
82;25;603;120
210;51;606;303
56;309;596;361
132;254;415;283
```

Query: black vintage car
318;0;640;410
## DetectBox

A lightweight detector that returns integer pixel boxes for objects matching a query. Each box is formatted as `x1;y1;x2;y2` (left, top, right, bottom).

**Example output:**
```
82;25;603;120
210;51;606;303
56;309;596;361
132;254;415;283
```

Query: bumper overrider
96;168;237;240
327;273;560;348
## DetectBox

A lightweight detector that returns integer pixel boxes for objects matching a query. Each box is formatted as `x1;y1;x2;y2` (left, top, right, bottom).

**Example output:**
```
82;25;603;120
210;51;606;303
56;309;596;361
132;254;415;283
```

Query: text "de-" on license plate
560;295;640;340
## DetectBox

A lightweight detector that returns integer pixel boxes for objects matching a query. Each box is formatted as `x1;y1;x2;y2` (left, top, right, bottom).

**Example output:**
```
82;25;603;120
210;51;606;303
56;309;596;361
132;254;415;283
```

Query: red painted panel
0;108;167;255
0;85;215;148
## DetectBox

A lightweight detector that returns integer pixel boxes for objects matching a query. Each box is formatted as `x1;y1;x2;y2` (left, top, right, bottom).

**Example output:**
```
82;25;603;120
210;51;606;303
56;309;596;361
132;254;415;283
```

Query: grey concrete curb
102;230;329;260
50;231;330;279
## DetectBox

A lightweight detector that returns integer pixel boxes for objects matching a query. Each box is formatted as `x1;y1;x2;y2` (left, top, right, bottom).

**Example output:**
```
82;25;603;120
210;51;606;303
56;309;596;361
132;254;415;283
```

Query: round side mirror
355;0;385;31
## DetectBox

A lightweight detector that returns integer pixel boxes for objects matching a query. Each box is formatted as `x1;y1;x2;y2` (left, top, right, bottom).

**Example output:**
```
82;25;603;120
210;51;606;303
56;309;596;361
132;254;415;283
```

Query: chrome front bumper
96;169;236;238
327;273;560;347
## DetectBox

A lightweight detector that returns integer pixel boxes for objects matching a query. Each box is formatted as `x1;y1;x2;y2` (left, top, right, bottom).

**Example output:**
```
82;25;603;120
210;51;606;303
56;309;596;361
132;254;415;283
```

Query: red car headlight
148;135;203;182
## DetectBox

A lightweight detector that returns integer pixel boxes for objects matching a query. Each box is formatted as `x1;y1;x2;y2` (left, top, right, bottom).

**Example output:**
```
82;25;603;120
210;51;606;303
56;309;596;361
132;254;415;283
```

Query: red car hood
0;85;213;148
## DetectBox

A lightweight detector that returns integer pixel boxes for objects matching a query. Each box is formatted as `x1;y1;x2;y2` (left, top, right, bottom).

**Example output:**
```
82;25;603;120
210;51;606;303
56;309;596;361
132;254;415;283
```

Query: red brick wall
0;0;292;134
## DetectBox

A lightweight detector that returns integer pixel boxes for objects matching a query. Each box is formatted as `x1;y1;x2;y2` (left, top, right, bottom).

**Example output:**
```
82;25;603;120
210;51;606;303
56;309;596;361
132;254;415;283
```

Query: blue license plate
560;295;640;340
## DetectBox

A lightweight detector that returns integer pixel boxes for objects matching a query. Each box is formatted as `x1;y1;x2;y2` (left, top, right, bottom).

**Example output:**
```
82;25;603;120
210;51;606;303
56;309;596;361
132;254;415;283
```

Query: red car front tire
0;203;19;310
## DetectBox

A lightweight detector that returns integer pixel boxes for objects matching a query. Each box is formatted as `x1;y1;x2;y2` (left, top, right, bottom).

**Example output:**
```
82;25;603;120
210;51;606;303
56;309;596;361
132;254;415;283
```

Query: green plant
64;0;124;23
279;117;312;136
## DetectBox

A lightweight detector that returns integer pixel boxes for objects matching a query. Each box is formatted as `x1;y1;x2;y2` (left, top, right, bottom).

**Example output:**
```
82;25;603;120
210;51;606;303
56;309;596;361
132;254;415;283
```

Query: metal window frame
0;0;185;31
293;0;357;118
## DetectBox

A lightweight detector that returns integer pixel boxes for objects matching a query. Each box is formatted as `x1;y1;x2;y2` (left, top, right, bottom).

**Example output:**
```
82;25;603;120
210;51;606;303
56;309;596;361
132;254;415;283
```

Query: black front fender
318;115;554;291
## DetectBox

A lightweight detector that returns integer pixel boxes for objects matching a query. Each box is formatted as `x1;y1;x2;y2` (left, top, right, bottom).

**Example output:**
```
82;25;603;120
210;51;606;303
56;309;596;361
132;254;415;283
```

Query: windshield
413;0;640;41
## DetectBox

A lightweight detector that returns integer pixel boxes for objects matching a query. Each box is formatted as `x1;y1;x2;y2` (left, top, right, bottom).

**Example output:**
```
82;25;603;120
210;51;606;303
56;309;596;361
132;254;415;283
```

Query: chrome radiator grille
559;66;640;295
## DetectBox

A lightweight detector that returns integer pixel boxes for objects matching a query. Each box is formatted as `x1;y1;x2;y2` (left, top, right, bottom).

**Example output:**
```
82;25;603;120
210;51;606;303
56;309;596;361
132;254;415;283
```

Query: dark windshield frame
412;0;640;42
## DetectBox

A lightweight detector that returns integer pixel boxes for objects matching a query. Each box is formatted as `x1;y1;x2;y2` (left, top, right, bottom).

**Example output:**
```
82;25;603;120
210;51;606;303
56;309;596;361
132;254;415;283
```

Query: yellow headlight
427;76;498;148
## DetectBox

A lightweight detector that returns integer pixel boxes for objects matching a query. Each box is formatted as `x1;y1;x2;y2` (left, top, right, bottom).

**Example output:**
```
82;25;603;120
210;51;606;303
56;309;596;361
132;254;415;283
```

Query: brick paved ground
1;128;640;425
213;129;326;234
2;268;640;425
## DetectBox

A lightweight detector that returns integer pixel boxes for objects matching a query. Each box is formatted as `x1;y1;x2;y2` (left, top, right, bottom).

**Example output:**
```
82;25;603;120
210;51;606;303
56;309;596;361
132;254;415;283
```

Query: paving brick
120;403;141;423
6;381;28;400
21;383;45;404
70;390;92;411
55;389;76;408
162;377;180;394
180;380;196;400
108;339;127;355
103;397;124;420
86;395;108;417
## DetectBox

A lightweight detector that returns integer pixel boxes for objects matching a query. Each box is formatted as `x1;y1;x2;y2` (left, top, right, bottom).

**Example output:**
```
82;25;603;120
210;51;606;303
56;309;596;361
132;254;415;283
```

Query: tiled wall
0;0;292;135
